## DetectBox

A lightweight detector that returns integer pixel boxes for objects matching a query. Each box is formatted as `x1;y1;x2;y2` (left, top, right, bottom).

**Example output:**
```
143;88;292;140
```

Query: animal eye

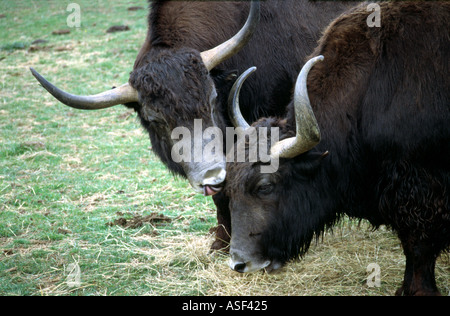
257;183;274;195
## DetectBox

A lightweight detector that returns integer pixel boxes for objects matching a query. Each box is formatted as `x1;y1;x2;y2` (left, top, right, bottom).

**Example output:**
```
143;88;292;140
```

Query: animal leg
210;192;231;252
379;161;449;295
396;239;441;296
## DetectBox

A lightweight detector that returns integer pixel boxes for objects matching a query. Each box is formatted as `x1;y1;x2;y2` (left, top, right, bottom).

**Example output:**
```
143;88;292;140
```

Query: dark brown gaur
223;1;450;296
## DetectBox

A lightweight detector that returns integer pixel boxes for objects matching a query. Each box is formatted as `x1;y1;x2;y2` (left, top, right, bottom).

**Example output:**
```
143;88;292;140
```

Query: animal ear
294;151;329;176
224;70;238;82
211;69;238;83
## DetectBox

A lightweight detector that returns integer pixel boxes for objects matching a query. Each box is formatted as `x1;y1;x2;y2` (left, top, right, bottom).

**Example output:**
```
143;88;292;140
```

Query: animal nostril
203;167;226;183
233;262;247;273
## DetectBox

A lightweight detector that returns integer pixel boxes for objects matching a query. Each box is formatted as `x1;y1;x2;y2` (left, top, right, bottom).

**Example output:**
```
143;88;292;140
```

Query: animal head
30;1;260;196
224;56;329;273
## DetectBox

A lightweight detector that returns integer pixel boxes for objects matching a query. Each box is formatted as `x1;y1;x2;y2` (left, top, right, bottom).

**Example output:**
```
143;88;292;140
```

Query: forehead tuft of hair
129;47;212;126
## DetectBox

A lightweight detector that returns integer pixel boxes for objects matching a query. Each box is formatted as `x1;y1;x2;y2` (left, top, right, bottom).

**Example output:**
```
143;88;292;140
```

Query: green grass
0;0;448;296
0;0;217;296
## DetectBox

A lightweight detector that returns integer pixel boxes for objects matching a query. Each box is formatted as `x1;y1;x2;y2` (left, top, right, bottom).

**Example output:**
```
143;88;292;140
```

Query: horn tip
29;67;41;80
242;66;257;77
312;55;324;64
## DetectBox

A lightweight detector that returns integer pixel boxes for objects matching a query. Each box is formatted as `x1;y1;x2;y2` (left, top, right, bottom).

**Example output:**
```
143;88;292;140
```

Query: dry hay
136;219;448;296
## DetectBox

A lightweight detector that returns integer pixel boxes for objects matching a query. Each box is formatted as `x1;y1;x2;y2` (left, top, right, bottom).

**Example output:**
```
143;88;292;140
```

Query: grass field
0;0;448;296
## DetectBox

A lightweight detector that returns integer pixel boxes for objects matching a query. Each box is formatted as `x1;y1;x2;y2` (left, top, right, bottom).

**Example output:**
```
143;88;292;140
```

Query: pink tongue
203;185;218;196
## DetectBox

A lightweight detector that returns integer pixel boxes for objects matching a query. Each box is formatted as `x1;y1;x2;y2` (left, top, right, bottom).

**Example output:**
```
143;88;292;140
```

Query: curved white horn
201;1;260;71
30;68;138;110
270;56;324;159
228;67;257;130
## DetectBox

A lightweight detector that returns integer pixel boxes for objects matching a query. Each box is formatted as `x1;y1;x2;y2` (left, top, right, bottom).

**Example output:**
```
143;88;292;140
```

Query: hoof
396;286;442;296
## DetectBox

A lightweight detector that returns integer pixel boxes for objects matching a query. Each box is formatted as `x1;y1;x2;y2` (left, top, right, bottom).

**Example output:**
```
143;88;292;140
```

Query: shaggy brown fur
225;2;449;295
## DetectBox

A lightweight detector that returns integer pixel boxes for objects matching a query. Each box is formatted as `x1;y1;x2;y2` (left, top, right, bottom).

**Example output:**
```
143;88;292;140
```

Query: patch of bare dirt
106;25;130;33
52;29;71;35
128;6;144;11
107;212;173;229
